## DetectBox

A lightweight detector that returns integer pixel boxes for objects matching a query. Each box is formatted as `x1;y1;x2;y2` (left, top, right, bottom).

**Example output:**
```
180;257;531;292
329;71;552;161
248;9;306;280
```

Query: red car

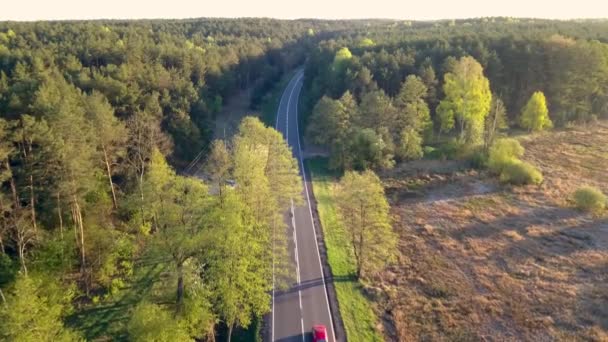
312;325;327;342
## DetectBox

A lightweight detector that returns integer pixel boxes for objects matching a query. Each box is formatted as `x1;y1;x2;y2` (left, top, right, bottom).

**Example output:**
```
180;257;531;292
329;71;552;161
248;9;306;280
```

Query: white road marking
272;72;300;342
272;71;306;341
285;74;306;341
293;78;337;342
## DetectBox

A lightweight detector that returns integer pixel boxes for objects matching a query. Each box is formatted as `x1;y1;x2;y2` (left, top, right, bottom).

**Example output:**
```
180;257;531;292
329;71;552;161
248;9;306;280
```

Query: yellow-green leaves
439;56;492;145
128;302;193;342
488;138;543;186
336;170;396;279
0;275;82;342
520;91;553;131
333;47;353;72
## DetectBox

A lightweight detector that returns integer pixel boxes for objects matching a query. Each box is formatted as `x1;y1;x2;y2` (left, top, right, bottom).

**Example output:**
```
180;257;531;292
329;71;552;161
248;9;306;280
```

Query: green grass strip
306;157;383;342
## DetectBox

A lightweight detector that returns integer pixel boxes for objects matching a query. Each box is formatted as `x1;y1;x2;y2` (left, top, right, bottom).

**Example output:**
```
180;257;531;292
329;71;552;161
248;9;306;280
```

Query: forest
301;17;608;341
303;18;608;170
1;17;608;341
0;18;330;341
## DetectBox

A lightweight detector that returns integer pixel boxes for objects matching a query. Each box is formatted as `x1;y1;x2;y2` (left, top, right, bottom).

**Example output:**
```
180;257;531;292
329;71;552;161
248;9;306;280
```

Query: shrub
128;302;192;342
573;186;606;213
499;160;543;185
434;139;467;160
422;145;436;157
468;146;488;169
488;138;524;173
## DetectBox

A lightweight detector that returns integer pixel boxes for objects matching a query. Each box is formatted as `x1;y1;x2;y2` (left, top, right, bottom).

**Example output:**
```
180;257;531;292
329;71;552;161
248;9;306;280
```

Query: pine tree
394;75;431;160
84;91;127;210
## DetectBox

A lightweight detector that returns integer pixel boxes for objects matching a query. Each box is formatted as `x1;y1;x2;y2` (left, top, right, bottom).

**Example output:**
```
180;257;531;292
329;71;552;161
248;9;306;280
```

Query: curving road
270;70;338;342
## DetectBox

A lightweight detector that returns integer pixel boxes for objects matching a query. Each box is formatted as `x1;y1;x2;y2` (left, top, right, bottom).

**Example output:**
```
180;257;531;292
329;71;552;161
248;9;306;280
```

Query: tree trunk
57;192;63;239
0;196;5;254
18;238;27;276
72;195;88;295
356;202;365;279
176;261;184;309
102;145;118;210
0;288;6;306
139;167;146;227
5;160;18;207
227;323;234;342
29;174;37;231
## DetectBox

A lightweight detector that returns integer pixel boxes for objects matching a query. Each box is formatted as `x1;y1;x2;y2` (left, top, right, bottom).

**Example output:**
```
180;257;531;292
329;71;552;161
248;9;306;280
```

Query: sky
1;0;607;21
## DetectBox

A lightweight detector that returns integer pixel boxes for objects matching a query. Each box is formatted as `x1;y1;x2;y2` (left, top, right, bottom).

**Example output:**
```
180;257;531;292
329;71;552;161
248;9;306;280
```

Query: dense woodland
0;17;608;341
303;18;608;170
0;18;329;341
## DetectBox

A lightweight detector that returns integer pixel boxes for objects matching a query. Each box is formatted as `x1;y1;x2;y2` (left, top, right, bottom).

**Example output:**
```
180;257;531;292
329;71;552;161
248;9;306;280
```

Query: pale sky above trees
1;0;605;21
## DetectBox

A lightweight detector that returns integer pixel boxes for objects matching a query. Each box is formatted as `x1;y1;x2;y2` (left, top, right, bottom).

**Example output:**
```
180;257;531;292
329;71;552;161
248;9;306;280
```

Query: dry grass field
375;121;608;341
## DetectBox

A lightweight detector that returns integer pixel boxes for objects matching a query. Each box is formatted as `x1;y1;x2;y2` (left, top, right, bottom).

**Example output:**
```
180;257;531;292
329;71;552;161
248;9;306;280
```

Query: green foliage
487;138;542;185
334;47;353;67
484;96;508;149
204;139;232;197
93;231;134;292
468;146;489;169
307;96;348;146
207;192;269;336
396;128;424;160
30;235;77;275
487;138;525;174
307;158;383;341
520;91;553;131
348;128;395;170
573;186;606;213
0;253;17;287
358;38;375;47
436;101;456;133
231;116;301;292
0;275;82;342
127;302;192;342
336;170;396;279
394;75;431;160
499;160;543;185
439;56;492;145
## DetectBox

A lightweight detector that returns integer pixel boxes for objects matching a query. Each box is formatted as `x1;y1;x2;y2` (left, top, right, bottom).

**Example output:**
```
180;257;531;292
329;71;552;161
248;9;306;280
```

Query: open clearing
373;121;608;341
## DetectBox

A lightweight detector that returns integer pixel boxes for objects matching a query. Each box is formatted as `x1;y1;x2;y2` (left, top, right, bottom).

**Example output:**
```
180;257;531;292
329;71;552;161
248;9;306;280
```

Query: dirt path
213;88;254;141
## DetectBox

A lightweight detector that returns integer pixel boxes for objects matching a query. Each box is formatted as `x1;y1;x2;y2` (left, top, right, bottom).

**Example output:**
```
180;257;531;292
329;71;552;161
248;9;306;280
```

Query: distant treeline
303;18;608;169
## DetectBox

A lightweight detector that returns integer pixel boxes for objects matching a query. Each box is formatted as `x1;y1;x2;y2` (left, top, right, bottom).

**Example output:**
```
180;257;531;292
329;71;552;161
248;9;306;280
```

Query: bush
128;302;192;342
573;186;606;213
488;138;524;173
499;160;543;185
468;147;488;169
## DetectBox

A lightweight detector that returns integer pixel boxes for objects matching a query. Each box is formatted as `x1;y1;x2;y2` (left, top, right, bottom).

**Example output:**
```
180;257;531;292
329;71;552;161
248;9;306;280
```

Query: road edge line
272;71;300;342
293;77;338;342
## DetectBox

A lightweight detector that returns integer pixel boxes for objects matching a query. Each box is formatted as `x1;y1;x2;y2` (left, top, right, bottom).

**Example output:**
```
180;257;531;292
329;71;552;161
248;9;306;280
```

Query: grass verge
306;157;383;342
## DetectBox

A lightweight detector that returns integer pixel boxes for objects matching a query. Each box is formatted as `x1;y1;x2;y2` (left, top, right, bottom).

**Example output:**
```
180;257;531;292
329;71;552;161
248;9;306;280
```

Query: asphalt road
271;70;337;342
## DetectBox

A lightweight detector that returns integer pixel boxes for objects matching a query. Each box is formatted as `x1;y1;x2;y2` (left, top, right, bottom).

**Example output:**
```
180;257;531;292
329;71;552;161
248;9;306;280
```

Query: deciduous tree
336;170;396;279
0;275;81;342
437;56;492;144
484;95;508;151
204;139;232;201
520;91;552;131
